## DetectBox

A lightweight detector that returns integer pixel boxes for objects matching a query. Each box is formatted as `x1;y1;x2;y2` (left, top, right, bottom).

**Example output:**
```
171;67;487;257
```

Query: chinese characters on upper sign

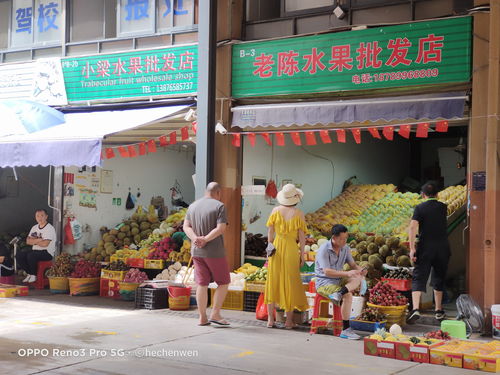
11;0;62;47
124;0;188;21
62;45;198;102
232;17;471;98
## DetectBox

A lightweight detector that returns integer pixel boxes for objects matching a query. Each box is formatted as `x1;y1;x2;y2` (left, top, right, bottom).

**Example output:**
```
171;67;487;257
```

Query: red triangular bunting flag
147;139;157;153
351;128;362;144
118;146;129;157
305;131;316;145
290;132;302;146
368;127;381;139
398;125;411;139
319;130;331;144
416;122;429;138
275;132;285;146
383;126;394;140
336;129;346;143
248;133;256;147
435;120;448;132
232;134;241;147
159;136;168;147
261;133;272;146
181;126;189;140
191;121;197;135
128;145;137;157
169;131;177;145
139;143;147;155
105;148;115;159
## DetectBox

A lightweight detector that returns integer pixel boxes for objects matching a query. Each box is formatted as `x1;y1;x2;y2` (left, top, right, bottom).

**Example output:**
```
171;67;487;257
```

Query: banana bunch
165;208;188;227
235;263;260;276
114;249;139;259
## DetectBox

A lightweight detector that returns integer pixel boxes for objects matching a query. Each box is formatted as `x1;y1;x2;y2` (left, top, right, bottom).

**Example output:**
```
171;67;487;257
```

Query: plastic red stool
310;293;342;336
34;261;52;290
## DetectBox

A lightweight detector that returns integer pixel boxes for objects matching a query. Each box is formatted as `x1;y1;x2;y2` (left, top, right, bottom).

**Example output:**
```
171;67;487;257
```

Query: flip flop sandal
198;322;211;326
209;319;231;327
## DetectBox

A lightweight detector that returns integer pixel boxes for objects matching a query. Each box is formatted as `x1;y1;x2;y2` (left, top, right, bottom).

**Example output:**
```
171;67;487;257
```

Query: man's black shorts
412;251;450;292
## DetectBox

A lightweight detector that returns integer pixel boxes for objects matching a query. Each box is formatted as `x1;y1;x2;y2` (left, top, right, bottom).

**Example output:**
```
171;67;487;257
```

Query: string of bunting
228;121;450;147
101;122;197;160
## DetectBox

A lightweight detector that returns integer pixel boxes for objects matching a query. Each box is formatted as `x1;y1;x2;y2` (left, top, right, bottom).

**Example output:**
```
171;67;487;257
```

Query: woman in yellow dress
265;184;309;329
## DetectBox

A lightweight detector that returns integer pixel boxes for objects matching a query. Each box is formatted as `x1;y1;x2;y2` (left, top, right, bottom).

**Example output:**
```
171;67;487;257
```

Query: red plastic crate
381;278;412;291
127;258;145;268
100;278;120;299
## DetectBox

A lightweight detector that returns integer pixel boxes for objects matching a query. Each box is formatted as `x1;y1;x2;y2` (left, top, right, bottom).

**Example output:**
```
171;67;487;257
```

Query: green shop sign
232;17;471;98
62;45;197;102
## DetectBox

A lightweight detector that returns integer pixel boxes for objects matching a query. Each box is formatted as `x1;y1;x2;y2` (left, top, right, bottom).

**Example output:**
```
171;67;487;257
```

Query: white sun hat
276;184;304;206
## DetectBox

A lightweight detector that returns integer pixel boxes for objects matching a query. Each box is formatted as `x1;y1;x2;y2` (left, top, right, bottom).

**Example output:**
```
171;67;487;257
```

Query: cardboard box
463;352;500;373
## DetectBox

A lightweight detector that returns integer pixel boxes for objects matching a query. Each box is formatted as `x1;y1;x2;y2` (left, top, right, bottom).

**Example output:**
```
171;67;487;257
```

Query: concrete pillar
214;0;244;270
483;0;500;327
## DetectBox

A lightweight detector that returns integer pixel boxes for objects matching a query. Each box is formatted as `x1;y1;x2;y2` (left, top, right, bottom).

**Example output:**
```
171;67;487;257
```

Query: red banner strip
261;133;272;146
147;140;157;153
351;128;361;144
105;148;115;159
181;126;189;140
290;132;302;145
435;120;448;132
275;132;285;146
169;131;177;145
118;146;129;158
248;133;256;147
398;125;411;139
128;145;138;157
305;131;317;145
319;130;332;144
368;127;381;139
382;126;394;141
232;134;241;147
416;122;429;138
336;129;346;143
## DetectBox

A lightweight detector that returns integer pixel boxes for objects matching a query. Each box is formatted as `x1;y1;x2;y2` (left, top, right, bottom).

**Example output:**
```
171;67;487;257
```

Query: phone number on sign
352;68;439;84
156;82;194;92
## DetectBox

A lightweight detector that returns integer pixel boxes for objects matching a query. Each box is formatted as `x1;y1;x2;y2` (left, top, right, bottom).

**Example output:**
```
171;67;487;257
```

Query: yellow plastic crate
100;269;127;281
144;259;165;269
210;289;244;311
0;286;17;298
245;281;265;293
110;255;128;263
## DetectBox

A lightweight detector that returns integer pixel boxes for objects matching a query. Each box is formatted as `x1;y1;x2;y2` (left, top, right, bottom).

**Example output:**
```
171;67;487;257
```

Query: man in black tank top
406;181;451;324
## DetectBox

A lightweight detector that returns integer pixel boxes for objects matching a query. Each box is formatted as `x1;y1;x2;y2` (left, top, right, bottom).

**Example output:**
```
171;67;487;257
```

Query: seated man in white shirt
315;224;367;340
16;209;56;283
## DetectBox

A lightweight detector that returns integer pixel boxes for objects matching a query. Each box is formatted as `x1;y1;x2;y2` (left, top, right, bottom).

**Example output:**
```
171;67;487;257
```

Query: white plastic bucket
492;304;500;339
350;296;366;319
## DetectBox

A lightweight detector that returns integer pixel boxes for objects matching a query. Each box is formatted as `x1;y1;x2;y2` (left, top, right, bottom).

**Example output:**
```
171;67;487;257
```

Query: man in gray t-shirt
183;182;231;327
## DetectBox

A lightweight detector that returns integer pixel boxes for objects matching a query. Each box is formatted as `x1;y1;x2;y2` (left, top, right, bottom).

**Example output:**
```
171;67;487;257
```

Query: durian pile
349;233;411;273
349;192;421;238
306;184;396;236
85;206;160;262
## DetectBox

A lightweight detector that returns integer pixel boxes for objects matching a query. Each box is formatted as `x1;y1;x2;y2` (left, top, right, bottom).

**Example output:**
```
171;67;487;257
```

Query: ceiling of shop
102;108;196;146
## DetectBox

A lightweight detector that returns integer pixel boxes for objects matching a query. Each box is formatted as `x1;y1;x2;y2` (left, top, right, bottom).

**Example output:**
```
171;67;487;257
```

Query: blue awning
0;105;189;167
231;92;467;129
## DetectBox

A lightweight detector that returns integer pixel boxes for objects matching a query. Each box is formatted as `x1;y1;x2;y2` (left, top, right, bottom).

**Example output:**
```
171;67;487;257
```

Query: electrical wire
300;146;335;199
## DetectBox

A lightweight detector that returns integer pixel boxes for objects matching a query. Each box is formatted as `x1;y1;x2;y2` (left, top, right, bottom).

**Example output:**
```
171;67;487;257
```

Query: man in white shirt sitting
16;209;56;283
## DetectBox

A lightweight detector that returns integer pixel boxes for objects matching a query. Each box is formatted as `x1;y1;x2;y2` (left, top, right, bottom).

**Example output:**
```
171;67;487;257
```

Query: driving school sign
232;17;471;98
62;45;197;102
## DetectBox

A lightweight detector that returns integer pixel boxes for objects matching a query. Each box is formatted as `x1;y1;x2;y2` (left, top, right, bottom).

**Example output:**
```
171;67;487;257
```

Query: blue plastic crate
349;319;386;332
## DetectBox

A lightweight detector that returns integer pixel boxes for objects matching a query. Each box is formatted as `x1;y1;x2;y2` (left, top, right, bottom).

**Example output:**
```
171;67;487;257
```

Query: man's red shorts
192;256;231;286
